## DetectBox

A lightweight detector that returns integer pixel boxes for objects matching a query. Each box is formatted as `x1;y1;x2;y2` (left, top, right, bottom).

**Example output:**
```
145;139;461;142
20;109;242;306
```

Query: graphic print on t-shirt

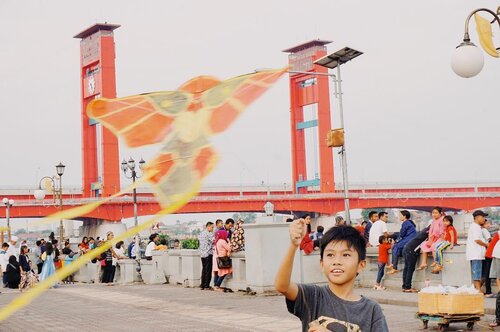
310;315;361;332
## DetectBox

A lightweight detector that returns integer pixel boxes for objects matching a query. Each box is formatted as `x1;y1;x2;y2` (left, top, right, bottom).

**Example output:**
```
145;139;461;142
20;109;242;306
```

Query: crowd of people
198;218;245;292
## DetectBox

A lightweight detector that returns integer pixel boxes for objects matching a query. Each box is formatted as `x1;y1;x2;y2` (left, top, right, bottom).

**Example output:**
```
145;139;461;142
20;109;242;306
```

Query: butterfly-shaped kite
87;68;286;208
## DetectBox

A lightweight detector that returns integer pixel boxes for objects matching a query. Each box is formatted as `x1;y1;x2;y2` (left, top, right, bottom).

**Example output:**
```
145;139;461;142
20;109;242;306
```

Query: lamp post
451;7;500;78
34;162;65;250
2;198;14;243
121;157;145;275
314;47;363;225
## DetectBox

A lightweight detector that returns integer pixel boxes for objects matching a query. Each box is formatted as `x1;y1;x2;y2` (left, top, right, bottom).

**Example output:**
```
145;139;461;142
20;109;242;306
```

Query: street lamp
451;7;500;78
34;162;65;250
121;157;145;275
314;47;363;225
2;198;14;243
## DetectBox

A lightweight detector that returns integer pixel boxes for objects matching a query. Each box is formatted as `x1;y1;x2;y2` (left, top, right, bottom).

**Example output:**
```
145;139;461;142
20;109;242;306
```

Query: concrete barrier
72;222;487;293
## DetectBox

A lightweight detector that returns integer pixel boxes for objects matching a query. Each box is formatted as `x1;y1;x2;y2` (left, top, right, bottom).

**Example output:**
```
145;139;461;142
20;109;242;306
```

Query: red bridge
1;24;499;222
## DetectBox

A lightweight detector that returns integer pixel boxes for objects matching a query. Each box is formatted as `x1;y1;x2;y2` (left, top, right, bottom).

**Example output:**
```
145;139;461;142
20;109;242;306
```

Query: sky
1;0;499;195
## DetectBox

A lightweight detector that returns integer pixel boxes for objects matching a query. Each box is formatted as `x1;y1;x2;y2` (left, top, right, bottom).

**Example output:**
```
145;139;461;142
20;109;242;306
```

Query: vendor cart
416;312;481;331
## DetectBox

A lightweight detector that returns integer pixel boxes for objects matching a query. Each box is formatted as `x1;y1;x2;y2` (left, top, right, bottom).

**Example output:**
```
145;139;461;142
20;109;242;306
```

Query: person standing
39;242;56;286
466;210;488;291
101;231;117;284
1;243;10;287
198;222;214;290
230;219;245;252
212;230;232;292
19;245;37;291
402;226;430;293
369;212;390;247
215;219;224;231
364;211;379;245
224;218;235;240
33;240;44;275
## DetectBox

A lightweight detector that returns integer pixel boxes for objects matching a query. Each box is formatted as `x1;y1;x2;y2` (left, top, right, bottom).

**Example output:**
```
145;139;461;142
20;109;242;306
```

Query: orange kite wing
202;68;287;134
87;91;192;147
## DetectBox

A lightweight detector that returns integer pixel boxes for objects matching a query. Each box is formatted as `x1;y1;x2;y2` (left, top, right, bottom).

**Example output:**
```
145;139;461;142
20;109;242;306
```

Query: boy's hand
290;219;306;246
450;244;454;250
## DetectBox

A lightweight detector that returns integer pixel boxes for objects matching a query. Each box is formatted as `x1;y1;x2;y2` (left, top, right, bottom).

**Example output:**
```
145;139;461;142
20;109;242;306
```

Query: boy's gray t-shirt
286;284;388;332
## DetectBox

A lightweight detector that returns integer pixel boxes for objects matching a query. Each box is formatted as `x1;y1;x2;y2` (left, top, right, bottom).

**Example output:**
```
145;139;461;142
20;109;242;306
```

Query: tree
232;212;257;224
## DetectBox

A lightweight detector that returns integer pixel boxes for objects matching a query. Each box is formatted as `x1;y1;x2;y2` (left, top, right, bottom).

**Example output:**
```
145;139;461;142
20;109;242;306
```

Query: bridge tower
283;40;334;194
74;24;121;198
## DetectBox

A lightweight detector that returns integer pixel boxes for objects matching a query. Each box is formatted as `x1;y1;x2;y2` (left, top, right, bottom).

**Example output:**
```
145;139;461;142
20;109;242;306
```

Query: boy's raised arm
274;219;306;301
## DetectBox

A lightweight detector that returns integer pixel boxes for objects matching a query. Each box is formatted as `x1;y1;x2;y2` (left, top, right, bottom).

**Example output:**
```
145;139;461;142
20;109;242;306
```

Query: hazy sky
1;0;499;192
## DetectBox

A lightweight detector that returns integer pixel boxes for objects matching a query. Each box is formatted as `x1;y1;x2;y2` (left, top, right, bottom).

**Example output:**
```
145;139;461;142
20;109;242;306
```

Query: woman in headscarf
212;229;232;292
230;219;245;252
5;255;21;289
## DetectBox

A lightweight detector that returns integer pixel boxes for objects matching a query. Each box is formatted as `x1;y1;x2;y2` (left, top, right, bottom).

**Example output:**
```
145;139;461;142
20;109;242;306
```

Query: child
431;216;457;274
275;221;388;331
375;235;392;290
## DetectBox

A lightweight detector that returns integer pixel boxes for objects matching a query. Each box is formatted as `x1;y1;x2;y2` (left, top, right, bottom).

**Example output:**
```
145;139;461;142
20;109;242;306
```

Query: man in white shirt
7;236;18;258
466;210;488;291
369;212;390;247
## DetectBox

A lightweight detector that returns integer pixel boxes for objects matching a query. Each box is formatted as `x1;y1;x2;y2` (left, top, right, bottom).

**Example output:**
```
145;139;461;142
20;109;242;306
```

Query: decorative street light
314;47;363;225
34;162;65;250
2;198;14;243
121;157;145;275
451;7;500;78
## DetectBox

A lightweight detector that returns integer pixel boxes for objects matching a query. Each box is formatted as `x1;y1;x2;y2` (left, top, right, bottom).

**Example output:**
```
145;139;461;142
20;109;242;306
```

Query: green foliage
158;233;170;245
182;238;199;249
232;212;258;224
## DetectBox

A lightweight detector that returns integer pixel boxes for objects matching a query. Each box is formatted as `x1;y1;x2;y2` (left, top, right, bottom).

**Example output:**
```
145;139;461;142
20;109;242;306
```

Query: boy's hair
400;210;411;220
317;225;324;233
378;235;386;245
286;218;293;223
443;215;454;225
2;242;9;249
361;221;367;226
320;226;366;261
205;221;214;227
302;213;310;219
368;211;378;219
378;211;387;218
36;240;41;246
225;218;235;226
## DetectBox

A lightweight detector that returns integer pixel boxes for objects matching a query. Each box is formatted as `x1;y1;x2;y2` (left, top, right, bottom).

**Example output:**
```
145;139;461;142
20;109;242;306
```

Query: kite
0;68;286;321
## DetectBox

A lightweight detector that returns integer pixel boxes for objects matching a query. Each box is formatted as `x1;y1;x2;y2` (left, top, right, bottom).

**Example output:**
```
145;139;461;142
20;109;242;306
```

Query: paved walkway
0;284;496;331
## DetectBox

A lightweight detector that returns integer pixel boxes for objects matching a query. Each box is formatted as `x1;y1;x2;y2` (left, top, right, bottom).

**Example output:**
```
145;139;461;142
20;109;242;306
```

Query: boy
431;216;457;274
275;220;388;331
374;235;392;290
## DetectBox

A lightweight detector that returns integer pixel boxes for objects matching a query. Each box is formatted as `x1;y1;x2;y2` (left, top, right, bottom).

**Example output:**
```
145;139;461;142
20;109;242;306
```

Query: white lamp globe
451;42;484;78
2;198;8;205
34;189;46;200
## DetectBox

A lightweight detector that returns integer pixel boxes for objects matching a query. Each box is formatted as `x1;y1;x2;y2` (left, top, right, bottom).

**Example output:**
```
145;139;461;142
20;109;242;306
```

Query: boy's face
320;240;365;286
369;215;379;222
